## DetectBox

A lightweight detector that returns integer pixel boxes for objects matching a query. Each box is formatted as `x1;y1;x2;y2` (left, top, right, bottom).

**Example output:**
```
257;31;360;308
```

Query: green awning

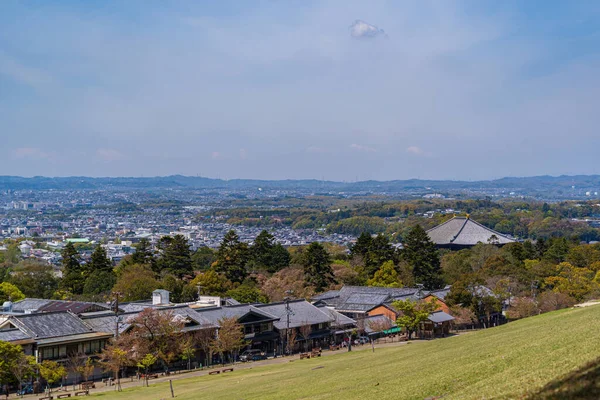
382;327;401;334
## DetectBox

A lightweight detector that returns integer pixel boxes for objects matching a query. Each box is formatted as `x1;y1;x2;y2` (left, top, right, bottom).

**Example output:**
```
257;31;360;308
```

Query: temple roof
426;216;515;247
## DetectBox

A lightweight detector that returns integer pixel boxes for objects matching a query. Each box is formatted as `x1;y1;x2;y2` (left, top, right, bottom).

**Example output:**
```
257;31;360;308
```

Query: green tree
302;242;335;292
214;230;249;283
131;238;155;267
367;261;403;288
137;354;157;386
156;235;193;278
60;242;84;295
83;270;117;298
192;247;216;271
226;283;268;304
392;299;437;340
402;225;443;290
0;282;25;303
9;261;58;299
190;271;233;297
88;245;113;273
0;341;23;391
38;360;67;394
249;231;290;273
112;264;161;302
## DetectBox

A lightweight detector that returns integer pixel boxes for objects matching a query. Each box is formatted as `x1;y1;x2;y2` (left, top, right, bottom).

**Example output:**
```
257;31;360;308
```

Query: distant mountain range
1;175;600;198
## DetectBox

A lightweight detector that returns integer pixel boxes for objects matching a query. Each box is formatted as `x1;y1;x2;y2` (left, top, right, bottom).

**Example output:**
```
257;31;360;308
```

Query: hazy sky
1;1;600;181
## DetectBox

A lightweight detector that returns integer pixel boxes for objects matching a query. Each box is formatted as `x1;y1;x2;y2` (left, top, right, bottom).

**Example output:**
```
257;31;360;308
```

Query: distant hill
0;174;599;198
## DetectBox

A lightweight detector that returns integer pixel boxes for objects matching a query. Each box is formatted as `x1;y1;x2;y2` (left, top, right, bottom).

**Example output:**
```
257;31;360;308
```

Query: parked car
358;336;370;345
240;349;267;362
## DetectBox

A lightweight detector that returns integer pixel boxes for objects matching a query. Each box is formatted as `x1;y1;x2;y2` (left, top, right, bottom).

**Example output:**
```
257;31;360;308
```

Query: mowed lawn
93;305;600;400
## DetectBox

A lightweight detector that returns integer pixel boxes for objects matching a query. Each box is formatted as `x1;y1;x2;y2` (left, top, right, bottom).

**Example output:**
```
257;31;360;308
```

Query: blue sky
1;1;600;180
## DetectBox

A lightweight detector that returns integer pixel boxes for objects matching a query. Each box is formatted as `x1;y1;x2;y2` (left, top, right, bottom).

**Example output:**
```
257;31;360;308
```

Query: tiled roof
11;298;111;314
426;217;515;246
363;314;396;334
316;306;356;328
313;286;421;313
255;300;332;330
0;328;32;342
10;312;93;339
428;311;455;323
195;304;279;326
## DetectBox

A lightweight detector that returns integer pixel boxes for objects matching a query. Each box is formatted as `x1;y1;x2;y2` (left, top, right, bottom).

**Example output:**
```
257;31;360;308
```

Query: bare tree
128;308;185;373
99;338;132;392
211;317;246;365
195;328;217;368
298;322;312;352
9;354;35;398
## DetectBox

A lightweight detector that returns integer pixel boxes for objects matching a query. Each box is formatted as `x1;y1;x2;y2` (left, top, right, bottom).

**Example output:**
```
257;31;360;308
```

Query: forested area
205;198;600;241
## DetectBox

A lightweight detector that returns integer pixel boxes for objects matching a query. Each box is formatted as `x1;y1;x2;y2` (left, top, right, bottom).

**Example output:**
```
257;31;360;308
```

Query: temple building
426;216;515;249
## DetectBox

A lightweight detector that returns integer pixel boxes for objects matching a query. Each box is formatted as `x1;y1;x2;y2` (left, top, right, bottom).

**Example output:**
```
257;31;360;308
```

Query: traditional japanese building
426;216;516;249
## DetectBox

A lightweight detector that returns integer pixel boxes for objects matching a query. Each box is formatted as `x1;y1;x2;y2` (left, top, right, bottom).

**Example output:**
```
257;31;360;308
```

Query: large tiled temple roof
426;216;515;247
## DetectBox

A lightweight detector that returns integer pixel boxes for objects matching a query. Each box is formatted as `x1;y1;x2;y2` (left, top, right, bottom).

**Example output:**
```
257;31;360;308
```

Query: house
255;300;338;352
195;304;281;355
0;311;113;363
313;285;454;338
426;216;515;249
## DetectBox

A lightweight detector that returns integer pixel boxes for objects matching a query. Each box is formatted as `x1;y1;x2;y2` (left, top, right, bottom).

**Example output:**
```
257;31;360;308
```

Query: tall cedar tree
250;230;290;273
83;245;116;297
131;238;156;267
350;233;397;278
402;225;444;290
88;245;113;272
60;242;85;294
214;230;249;283
302;242;336;292
156;235;193;278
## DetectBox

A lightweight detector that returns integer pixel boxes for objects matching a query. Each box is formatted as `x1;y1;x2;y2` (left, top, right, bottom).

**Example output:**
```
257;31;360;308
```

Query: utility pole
113;291;122;339
284;290;294;356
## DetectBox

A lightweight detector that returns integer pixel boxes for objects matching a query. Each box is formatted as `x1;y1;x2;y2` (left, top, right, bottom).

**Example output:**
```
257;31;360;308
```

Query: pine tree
302;242;335;292
250;230;290;273
131;238;155;267
401;225;443;290
83;245;115;298
214;230;249;283
156;235;193;278
88;245;113;272
60;242;84;295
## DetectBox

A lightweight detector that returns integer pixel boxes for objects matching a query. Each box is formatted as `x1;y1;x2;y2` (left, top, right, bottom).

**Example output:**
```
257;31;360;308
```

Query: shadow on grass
526;357;600;399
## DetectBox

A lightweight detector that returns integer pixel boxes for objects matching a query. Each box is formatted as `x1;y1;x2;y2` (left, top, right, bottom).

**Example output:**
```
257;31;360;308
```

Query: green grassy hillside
93;305;600;400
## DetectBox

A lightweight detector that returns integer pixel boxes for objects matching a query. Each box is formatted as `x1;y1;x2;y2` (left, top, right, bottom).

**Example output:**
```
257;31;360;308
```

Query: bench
329;345;340;351
81;382;95;390
147;374;159;379
299;353;310;360
222;368;233;373
39;397;52;400
57;394;71;399
209;370;220;375
311;352;321;358
74;390;89;397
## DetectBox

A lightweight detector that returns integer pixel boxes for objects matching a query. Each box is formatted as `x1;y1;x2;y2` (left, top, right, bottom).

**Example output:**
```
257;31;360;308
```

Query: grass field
92;305;600;400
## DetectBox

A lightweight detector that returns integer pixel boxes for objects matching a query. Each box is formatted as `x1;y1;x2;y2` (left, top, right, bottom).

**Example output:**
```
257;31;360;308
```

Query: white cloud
12;147;56;161
406;146;431;157
350;143;376;153
349;20;387;39
96;148;125;162
239;148;247;159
